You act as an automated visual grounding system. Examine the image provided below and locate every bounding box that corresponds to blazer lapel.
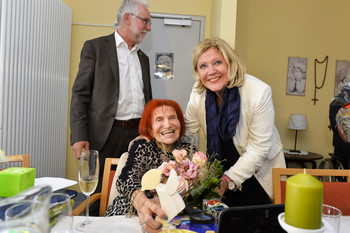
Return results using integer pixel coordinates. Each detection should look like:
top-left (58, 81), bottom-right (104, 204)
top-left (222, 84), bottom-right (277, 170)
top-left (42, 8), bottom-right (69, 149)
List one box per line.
top-left (104, 33), bottom-right (120, 83)
top-left (138, 50), bottom-right (152, 103)
top-left (138, 50), bottom-right (147, 80)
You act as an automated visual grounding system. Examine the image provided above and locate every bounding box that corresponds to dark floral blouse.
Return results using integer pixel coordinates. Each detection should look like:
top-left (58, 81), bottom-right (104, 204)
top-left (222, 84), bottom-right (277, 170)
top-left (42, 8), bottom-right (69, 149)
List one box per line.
top-left (104, 139), bottom-right (193, 216)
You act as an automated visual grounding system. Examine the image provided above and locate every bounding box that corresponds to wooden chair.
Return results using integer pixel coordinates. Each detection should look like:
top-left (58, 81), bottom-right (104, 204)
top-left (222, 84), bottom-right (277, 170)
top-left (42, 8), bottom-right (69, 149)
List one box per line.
top-left (0, 154), bottom-right (30, 168)
top-left (273, 168), bottom-right (350, 215)
top-left (73, 157), bottom-right (120, 216)
top-left (107, 152), bottom-right (129, 207)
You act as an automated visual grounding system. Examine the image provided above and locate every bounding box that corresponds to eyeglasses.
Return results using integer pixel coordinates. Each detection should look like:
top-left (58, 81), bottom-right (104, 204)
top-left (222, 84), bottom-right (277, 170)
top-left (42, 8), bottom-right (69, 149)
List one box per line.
top-left (130, 13), bottom-right (151, 26)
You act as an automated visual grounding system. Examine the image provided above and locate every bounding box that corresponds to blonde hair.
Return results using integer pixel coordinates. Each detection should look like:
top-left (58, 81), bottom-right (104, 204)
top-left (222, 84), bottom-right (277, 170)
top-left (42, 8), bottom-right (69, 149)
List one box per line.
top-left (192, 38), bottom-right (246, 92)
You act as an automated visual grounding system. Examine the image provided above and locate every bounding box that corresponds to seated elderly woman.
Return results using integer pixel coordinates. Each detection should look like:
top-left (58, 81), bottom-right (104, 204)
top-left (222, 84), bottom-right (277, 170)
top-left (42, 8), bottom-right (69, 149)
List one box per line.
top-left (105, 99), bottom-right (193, 233)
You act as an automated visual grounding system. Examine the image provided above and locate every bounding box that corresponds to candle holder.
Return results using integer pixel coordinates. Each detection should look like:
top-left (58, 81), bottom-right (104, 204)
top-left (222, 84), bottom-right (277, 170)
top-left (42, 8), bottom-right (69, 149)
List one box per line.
top-left (278, 213), bottom-right (326, 233)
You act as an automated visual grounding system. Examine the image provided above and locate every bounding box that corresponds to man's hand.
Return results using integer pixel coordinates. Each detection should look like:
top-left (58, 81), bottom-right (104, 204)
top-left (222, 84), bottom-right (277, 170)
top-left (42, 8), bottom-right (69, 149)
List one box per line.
top-left (128, 135), bottom-right (151, 150)
top-left (72, 141), bottom-right (89, 159)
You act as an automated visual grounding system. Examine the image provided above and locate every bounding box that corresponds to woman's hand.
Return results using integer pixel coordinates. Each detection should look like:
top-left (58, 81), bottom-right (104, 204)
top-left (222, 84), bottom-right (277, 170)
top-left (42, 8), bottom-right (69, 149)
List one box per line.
top-left (132, 190), bottom-right (168, 233)
top-left (216, 176), bottom-right (228, 197)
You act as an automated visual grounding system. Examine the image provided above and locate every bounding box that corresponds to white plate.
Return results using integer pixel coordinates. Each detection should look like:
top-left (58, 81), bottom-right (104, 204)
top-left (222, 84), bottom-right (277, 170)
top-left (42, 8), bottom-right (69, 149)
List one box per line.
top-left (84, 216), bottom-right (142, 233)
top-left (278, 213), bottom-right (326, 233)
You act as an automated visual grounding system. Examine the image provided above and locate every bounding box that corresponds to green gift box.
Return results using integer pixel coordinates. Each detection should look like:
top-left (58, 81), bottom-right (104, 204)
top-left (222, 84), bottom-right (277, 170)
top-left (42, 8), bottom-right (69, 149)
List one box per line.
top-left (0, 167), bottom-right (36, 197)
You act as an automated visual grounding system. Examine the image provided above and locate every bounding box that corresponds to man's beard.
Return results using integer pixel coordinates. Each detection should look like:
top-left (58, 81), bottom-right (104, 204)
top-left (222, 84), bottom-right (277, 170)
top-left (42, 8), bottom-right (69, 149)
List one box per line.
top-left (135, 30), bottom-right (147, 44)
top-left (130, 22), bottom-right (147, 44)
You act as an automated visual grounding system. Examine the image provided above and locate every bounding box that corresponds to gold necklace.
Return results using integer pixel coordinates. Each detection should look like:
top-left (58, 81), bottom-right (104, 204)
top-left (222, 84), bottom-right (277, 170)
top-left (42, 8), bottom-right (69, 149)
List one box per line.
top-left (312, 56), bottom-right (328, 105)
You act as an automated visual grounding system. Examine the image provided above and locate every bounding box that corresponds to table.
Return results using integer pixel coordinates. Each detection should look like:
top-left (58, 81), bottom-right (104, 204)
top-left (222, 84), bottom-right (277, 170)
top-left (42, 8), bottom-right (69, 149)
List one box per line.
top-left (284, 151), bottom-right (323, 169)
top-left (172, 215), bottom-right (217, 233)
top-left (72, 215), bottom-right (216, 233)
top-left (72, 216), bottom-right (141, 233)
top-left (340, 216), bottom-right (350, 233)
top-left (71, 215), bottom-right (350, 233)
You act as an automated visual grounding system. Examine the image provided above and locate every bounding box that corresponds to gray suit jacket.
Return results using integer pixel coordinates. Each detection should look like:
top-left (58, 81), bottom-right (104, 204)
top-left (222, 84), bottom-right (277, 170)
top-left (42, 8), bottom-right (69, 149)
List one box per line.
top-left (70, 33), bottom-right (152, 150)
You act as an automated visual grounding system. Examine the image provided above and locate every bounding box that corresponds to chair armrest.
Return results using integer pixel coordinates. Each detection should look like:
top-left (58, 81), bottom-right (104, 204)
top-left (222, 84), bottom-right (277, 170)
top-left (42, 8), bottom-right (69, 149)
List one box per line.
top-left (72, 193), bottom-right (102, 216)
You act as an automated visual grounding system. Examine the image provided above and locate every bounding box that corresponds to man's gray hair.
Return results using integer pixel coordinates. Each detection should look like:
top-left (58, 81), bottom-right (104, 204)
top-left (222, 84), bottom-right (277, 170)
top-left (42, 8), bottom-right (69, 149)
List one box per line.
top-left (116, 0), bottom-right (149, 27)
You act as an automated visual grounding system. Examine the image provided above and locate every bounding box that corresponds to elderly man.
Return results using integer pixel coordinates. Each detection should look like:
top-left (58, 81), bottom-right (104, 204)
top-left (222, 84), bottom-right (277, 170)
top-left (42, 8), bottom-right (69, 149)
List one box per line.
top-left (70, 0), bottom-right (152, 214)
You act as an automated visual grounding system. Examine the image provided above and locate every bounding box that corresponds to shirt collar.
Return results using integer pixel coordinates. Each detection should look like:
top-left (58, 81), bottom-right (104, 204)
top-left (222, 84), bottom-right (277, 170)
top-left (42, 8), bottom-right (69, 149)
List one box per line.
top-left (114, 31), bottom-right (141, 51)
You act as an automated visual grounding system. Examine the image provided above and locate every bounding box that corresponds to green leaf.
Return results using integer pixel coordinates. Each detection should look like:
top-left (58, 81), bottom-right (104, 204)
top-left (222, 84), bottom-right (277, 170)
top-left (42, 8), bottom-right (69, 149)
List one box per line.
top-left (184, 157), bottom-right (223, 208)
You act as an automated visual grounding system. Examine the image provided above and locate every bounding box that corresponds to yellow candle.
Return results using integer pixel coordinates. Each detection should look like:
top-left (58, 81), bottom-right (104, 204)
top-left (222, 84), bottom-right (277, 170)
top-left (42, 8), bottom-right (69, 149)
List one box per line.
top-left (285, 172), bottom-right (323, 229)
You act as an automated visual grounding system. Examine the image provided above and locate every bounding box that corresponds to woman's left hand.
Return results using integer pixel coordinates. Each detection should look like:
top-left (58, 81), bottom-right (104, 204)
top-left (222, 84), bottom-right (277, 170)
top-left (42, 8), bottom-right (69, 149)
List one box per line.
top-left (133, 191), bottom-right (168, 233)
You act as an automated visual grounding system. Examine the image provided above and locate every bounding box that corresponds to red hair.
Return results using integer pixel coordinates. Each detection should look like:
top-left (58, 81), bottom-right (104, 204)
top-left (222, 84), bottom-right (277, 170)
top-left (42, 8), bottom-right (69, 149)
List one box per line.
top-left (139, 99), bottom-right (186, 140)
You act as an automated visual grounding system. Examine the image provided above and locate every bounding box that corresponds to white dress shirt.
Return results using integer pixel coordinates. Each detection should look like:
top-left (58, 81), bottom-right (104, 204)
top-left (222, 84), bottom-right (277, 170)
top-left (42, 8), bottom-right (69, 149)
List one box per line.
top-left (114, 31), bottom-right (145, 120)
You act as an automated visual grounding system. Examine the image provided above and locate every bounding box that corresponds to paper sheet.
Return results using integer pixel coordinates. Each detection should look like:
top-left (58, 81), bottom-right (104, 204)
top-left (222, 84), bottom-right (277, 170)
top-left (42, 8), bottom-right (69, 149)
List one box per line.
top-left (34, 177), bottom-right (77, 191)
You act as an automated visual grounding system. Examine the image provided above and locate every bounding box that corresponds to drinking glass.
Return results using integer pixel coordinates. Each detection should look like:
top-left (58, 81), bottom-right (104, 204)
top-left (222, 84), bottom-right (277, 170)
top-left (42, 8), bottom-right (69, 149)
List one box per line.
top-left (0, 185), bottom-right (52, 233)
top-left (322, 204), bottom-right (342, 233)
top-left (75, 150), bottom-right (99, 231)
top-left (50, 193), bottom-right (73, 233)
top-left (1, 200), bottom-right (46, 233)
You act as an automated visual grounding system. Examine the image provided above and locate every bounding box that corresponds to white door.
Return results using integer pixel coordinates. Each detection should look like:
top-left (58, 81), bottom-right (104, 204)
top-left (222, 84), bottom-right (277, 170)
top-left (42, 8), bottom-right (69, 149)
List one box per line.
top-left (142, 13), bottom-right (205, 112)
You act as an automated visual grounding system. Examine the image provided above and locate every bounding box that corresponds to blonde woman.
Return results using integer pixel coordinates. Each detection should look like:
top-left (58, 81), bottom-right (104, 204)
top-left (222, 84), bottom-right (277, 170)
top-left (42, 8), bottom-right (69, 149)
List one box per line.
top-left (185, 38), bottom-right (286, 207)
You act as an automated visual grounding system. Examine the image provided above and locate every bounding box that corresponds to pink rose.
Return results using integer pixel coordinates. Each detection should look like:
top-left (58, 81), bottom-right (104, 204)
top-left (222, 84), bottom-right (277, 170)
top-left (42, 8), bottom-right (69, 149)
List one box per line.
top-left (172, 149), bottom-right (187, 163)
top-left (158, 161), bottom-right (176, 176)
top-left (178, 160), bottom-right (199, 180)
top-left (192, 151), bottom-right (207, 168)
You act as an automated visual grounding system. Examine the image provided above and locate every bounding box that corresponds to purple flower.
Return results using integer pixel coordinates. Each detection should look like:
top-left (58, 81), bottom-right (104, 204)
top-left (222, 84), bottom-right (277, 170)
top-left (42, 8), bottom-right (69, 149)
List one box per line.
top-left (178, 159), bottom-right (199, 180)
top-left (158, 161), bottom-right (176, 176)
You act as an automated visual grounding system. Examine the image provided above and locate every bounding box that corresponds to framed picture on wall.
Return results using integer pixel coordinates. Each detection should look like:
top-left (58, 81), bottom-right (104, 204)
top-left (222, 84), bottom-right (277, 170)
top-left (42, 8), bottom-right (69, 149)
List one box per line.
top-left (334, 60), bottom-right (350, 96)
top-left (154, 52), bottom-right (174, 80)
top-left (286, 57), bottom-right (308, 96)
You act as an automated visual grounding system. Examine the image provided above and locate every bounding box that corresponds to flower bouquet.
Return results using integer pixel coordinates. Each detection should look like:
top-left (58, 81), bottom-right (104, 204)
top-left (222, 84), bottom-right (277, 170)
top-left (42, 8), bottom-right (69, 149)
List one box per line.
top-left (158, 149), bottom-right (223, 208)
top-left (336, 103), bottom-right (350, 143)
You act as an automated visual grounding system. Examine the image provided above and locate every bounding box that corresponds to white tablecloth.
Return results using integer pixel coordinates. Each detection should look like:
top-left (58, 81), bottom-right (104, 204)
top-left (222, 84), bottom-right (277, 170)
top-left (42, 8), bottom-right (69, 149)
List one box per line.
top-left (73, 216), bottom-right (142, 233)
top-left (340, 216), bottom-right (350, 233)
top-left (72, 215), bottom-right (350, 233)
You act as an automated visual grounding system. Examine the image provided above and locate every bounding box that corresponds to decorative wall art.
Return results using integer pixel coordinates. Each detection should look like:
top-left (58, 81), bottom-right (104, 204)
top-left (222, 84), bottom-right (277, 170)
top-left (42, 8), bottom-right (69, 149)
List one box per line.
top-left (312, 56), bottom-right (328, 105)
top-left (334, 60), bottom-right (350, 96)
top-left (154, 52), bottom-right (174, 80)
top-left (286, 57), bottom-right (308, 96)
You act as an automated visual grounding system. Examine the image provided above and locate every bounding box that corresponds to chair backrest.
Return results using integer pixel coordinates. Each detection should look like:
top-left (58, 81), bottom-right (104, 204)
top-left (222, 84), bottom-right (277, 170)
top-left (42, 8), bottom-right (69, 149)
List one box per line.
top-left (273, 168), bottom-right (350, 215)
top-left (0, 154), bottom-right (30, 169)
top-left (107, 152), bottom-right (129, 207)
top-left (99, 157), bottom-right (119, 216)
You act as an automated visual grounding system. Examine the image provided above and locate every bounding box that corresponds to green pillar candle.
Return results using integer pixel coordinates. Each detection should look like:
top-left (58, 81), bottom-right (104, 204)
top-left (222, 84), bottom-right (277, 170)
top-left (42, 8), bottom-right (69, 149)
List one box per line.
top-left (285, 172), bottom-right (323, 229)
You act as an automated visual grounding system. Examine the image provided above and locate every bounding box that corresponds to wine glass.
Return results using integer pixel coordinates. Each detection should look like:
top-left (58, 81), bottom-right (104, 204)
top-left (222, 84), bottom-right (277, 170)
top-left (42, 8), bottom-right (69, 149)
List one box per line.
top-left (75, 150), bottom-right (99, 231)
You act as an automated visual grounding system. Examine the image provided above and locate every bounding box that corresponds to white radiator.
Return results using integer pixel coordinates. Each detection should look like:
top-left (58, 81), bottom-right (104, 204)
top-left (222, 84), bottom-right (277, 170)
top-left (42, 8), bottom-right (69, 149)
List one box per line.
top-left (0, 0), bottom-right (72, 177)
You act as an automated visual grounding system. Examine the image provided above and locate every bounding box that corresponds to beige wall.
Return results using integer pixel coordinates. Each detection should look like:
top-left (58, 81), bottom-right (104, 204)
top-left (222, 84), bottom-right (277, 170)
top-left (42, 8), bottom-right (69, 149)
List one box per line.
top-left (235, 0), bottom-right (350, 162)
top-left (211, 0), bottom-right (237, 48)
top-left (62, 0), bottom-right (213, 190)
